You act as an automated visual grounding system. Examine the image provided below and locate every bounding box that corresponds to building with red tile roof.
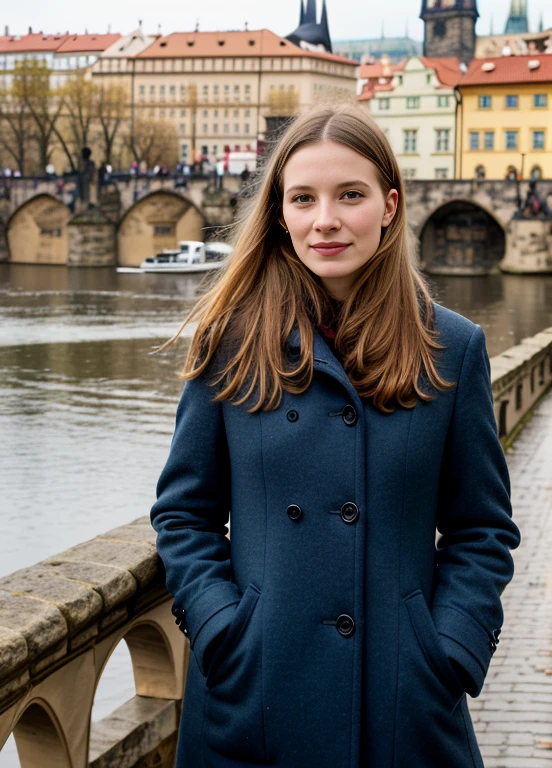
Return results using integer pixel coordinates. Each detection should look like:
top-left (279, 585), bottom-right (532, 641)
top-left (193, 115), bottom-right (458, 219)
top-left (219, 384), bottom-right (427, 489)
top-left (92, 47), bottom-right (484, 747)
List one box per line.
top-left (457, 53), bottom-right (552, 180)
top-left (358, 55), bottom-right (462, 180)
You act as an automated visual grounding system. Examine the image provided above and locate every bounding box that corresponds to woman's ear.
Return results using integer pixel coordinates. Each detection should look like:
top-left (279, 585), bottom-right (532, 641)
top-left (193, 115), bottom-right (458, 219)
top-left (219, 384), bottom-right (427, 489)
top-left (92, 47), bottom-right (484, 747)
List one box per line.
top-left (382, 189), bottom-right (399, 227)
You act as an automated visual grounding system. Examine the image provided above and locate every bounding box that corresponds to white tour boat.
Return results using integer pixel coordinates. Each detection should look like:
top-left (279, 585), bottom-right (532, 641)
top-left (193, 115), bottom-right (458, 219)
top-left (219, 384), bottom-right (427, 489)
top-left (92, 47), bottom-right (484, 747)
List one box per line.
top-left (116, 241), bottom-right (233, 274)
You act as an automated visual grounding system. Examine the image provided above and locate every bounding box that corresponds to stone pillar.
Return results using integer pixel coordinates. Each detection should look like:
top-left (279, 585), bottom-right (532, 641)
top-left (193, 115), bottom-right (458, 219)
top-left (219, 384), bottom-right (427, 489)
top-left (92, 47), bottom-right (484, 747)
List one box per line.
top-left (67, 207), bottom-right (117, 267)
top-left (501, 219), bottom-right (552, 274)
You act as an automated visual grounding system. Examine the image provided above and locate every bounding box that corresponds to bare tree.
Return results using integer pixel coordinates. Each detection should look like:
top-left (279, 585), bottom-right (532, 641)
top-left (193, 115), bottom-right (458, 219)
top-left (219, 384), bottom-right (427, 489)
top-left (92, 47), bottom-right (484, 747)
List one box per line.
top-left (13, 60), bottom-right (64, 173)
top-left (127, 118), bottom-right (179, 170)
top-left (55, 72), bottom-right (97, 172)
top-left (0, 66), bottom-right (35, 174)
top-left (96, 83), bottom-right (129, 166)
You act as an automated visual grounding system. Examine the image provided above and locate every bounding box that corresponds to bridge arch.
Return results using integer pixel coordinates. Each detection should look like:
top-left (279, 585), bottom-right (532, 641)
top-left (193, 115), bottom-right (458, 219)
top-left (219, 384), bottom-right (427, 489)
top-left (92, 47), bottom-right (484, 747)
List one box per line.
top-left (7, 195), bottom-right (71, 265)
top-left (117, 190), bottom-right (205, 267)
top-left (12, 700), bottom-right (71, 768)
top-left (419, 198), bottom-right (506, 274)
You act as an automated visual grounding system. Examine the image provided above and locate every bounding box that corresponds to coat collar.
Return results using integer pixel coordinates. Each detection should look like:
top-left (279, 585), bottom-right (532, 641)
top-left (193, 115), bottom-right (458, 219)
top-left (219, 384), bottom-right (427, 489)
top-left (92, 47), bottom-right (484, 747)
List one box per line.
top-left (286, 322), bottom-right (363, 405)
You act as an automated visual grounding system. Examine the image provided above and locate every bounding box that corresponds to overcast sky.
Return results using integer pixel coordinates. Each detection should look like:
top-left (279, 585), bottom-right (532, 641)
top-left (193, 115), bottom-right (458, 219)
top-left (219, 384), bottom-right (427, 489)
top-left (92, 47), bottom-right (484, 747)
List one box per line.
top-left (3, 0), bottom-right (550, 44)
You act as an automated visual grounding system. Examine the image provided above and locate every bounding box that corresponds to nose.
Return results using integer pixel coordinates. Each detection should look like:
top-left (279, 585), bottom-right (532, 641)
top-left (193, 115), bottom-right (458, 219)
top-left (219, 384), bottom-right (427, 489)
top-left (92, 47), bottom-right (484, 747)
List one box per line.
top-left (313, 199), bottom-right (341, 232)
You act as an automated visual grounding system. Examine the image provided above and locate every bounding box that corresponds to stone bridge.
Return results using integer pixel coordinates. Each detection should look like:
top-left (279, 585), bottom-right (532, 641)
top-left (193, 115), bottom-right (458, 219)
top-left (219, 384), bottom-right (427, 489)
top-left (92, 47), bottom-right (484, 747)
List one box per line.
top-left (0, 328), bottom-right (551, 768)
top-left (0, 176), bottom-right (551, 272)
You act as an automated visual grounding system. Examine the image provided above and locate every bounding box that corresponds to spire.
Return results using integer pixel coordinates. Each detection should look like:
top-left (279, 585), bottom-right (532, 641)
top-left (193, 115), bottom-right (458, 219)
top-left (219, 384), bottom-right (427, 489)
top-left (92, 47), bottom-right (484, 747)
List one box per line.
top-left (504, 0), bottom-right (529, 34)
top-left (305, 0), bottom-right (317, 24)
top-left (319, 0), bottom-right (332, 52)
top-left (538, 11), bottom-right (543, 32)
top-left (299, 0), bottom-right (306, 26)
top-left (490, 13), bottom-right (494, 34)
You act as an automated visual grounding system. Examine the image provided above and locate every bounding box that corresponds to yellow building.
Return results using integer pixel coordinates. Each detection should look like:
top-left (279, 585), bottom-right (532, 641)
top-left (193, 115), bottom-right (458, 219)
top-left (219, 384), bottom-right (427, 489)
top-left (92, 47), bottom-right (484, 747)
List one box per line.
top-left (457, 54), bottom-right (552, 180)
top-left (92, 28), bottom-right (358, 165)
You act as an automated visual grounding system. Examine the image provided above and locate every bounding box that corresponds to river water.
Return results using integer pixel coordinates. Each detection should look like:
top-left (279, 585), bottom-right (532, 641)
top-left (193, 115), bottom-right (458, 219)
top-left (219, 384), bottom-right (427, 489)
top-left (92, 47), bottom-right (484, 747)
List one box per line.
top-left (0, 263), bottom-right (551, 764)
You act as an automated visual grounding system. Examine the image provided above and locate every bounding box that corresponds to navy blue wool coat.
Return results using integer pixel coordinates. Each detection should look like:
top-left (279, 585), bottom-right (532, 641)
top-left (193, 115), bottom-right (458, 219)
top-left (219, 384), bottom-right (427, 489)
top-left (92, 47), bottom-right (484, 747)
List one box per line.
top-left (151, 303), bottom-right (521, 768)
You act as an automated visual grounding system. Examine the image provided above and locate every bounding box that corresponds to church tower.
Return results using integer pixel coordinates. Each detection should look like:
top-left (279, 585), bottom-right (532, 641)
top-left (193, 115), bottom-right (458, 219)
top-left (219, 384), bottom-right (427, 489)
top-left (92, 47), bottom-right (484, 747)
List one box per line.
top-left (420, 0), bottom-right (479, 65)
top-left (504, 0), bottom-right (529, 34)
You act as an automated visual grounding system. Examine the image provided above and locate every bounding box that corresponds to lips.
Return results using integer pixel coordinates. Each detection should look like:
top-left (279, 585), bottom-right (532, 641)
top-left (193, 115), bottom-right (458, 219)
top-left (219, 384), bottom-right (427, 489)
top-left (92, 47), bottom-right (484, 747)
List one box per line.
top-left (311, 243), bottom-right (351, 256)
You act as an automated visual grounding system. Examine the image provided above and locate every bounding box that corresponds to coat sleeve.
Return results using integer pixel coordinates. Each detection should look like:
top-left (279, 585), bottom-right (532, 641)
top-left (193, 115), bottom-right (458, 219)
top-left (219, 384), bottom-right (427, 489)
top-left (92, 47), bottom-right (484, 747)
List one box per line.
top-left (150, 373), bottom-right (241, 676)
top-left (432, 324), bottom-right (521, 698)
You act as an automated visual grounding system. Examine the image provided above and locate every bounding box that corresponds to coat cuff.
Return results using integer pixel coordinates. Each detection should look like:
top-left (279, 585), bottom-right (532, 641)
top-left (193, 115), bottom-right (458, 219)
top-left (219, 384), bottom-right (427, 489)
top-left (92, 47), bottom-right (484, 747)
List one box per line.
top-left (184, 581), bottom-right (242, 675)
top-left (432, 604), bottom-right (493, 697)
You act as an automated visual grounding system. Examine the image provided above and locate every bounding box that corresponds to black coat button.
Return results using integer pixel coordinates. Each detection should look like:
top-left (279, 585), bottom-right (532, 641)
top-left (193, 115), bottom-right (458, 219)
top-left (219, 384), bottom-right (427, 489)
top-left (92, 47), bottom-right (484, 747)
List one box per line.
top-left (340, 502), bottom-right (359, 524)
top-left (287, 504), bottom-right (303, 521)
top-left (336, 614), bottom-right (355, 637)
top-left (342, 405), bottom-right (357, 426)
top-left (286, 409), bottom-right (299, 422)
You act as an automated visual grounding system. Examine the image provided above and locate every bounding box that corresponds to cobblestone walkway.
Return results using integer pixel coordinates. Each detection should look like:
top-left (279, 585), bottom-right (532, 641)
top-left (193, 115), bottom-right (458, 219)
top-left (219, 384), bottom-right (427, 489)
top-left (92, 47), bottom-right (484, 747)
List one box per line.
top-left (468, 391), bottom-right (552, 767)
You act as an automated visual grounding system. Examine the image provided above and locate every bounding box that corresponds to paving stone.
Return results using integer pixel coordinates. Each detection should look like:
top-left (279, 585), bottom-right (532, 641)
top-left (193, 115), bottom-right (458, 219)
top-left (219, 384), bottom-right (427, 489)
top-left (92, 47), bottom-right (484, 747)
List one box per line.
top-left (469, 393), bottom-right (552, 765)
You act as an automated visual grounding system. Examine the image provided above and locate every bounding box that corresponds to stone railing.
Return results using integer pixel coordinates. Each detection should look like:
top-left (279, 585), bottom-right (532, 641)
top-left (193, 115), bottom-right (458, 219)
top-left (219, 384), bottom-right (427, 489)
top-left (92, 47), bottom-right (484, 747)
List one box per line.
top-left (490, 327), bottom-right (552, 447)
top-left (0, 517), bottom-right (188, 768)
top-left (0, 328), bottom-right (551, 767)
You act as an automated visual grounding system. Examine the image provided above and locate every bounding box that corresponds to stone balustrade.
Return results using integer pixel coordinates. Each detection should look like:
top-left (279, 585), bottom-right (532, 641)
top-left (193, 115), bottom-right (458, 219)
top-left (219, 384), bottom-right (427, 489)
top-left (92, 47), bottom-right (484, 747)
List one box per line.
top-left (0, 518), bottom-right (188, 767)
top-left (490, 326), bottom-right (552, 447)
top-left (0, 327), bottom-right (551, 767)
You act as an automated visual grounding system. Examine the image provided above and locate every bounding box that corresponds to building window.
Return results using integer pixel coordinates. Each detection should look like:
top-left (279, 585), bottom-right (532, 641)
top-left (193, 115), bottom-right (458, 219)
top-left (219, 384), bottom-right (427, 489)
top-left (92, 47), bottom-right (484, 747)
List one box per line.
top-left (403, 130), bottom-right (417, 153)
top-left (469, 131), bottom-right (479, 150)
top-left (532, 130), bottom-right (545, 150)
top-left (478, 95), bottom-right (491, 109)
top-left (401, 168), bottom-right (416, 179)
top-left (244, 124), bottom-right (250, 134)
top-left (484, 131), bottom-right (495, 150)
top-left (180, 85), bottom-right (187, 98)
top-left (234, 84), bottom-right (240, 96)
top-left (435, 129), bottom-right (450, 152)
top-left (437, 95), bottom-right (450, 107)
top-left (139, 85), bottom-right (145, 97)
top-left (245, 84), bottom-right (251, 102)
top-left (406, 96), bottom-right (420, 109)
top-left (245, 109), bottom-right (250, 117)
top-left (224, 84), bottom-right (230, 101)
top-left (180, 109), bottom-right (186, 116)
top-left (224, 123), bottom-right (229, 133)
top-left (435, 168), bottom-right (448, 179)
top-left (530, 165), bottom-right (542, 179)
top-left (426, 73), bottom-right (432, 85)
top-left (149, 85), bottom-right (155, 98)
top-left (213, 124), bottom-right (219, 134)
top-left (505, 131), bottom-right (518, 150)
top-left (202, 109), bottom-right (208, 117)
top-left (159, 85), bottom-right (166, 100)
top-left (169, 85), bottom-right (176, 98)
top-left (203, 84), bottom-right (209, 98)
top-left (154, 224), bottom-right (175, 237)
top-left (378, 98), bottom-right (390, 110)
top-left (203, 123), bottom-right (208, 132)
top-left (214, 109), bottom-right (219, 118)
top-left (233, 109), bottom-right (239, 118)
top-left (179, 123), bottom-right (185, 134)
top-left (534, 94), bottom-right (547, 108)
top-left (505, 94), bottom-right (518, 108)
top-left (234, 123), bottom-right (239, 133)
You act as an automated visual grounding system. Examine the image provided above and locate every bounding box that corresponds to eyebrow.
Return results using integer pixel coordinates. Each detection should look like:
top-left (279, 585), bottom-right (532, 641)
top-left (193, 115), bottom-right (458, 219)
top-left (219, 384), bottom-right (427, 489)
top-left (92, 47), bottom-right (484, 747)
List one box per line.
top-left (285, 180), bottom-right (371, 194)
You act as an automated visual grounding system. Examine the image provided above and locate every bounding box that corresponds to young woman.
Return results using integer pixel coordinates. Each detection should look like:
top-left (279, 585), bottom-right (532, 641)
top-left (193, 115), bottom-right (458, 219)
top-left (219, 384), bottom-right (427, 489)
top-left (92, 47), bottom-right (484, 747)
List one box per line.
top-left (150, 103), bottom-right (521, 768)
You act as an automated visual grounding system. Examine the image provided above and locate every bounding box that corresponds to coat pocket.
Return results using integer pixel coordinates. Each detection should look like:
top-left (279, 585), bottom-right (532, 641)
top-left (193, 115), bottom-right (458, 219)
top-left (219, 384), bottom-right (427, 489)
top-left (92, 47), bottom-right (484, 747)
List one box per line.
top-left (201, 583), bottom-right (267, 763)
top-left (404, 590), bottom-right (465, 709)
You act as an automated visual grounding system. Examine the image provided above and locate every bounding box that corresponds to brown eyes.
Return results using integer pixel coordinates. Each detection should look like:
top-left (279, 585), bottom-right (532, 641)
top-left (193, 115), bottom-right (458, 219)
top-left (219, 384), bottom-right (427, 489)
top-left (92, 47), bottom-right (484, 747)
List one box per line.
top-left (291, 191), bottom-right (364, 204)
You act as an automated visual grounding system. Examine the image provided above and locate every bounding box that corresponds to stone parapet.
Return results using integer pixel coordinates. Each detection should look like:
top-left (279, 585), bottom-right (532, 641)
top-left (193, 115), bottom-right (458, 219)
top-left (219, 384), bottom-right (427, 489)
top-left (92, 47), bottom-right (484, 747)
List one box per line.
top-left (490, 327), bottom-right (552, 445)
top-left (0, 517), bottom-right (187, 768)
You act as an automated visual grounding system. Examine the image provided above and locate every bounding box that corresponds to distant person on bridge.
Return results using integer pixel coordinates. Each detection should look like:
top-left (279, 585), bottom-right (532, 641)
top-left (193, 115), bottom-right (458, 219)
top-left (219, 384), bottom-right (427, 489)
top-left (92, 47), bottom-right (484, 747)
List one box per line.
top-left (151, 103), bottom-right (521, 768)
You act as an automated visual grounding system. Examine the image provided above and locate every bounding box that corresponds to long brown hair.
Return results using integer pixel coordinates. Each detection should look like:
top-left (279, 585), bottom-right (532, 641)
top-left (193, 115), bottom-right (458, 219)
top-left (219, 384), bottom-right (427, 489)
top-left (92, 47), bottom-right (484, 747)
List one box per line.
top-left (158, 103), bottom-right (452, 413)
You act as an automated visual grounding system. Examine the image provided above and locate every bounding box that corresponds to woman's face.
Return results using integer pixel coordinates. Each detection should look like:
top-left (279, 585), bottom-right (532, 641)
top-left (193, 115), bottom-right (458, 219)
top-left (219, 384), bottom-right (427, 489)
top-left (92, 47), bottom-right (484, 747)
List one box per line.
top-left (281, 140), bottom-right (398, 301)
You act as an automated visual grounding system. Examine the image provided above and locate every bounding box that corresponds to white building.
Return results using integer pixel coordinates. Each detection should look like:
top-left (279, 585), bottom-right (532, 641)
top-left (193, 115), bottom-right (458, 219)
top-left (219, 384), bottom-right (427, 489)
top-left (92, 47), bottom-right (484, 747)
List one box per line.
top-left (360, 56), bottom-right (462, 180)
